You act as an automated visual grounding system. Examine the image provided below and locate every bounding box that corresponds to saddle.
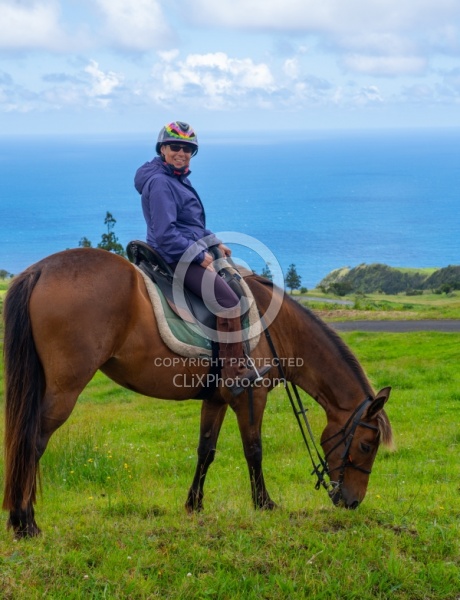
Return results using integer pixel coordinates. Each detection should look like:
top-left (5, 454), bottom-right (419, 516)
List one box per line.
top-left (126, 240), bottom-right (247, 332)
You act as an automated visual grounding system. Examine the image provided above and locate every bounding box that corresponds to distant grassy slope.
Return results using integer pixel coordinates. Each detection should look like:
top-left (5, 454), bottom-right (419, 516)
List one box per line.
top-left (318, 263), bottom-right (460, 295)
top-left (395, 267), bottom-right (438, 275)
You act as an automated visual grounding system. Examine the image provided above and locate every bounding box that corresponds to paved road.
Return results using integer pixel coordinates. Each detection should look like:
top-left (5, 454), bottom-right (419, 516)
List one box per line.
top-left (331, 320), bottom-right (460, 332)
top-left (304, 296), bottom-right (353, 306)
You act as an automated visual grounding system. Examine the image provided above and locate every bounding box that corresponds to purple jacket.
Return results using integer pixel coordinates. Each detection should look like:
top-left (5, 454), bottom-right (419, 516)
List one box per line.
top-left (134, 157), bottom-right (221, 264)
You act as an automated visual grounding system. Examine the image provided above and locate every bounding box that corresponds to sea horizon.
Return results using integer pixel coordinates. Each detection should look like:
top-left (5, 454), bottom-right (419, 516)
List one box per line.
top-left (1, 127), bottom-right (459, 288)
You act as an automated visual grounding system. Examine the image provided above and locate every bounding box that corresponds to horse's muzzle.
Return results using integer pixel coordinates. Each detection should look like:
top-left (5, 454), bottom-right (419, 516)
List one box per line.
top-left (329, 489), bottom-right (360, 510)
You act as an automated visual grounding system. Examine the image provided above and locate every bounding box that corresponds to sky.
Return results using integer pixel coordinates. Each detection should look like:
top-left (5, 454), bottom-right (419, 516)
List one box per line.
top-left (1, 0), bottom-right (460, 135)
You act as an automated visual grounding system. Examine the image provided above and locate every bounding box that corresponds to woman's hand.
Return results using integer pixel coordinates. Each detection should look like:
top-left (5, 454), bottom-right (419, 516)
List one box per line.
top-left (218, 244), bottom-right (232, 257)
top-left (200, 252), bottom-right (215, 271)
top-left (200, 244), bottom-right (231, 270)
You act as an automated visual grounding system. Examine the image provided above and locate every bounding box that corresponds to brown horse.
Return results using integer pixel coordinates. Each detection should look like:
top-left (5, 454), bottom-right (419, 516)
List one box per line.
top-left (2, 248), bottom-right (392, 539)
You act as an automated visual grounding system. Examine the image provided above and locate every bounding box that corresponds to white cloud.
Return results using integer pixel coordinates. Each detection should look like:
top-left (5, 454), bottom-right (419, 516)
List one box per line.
top-left (84, 60), bottom-right (123, 102)
top-left (428, 25), bottom-right (460, 54)
top-left (182, 0), bottom-right (460, 36)
top-left (151, 51), bottom-right (275, 109)
top-left (1, 43), bottom-right (459, 122)
top-left (335, 33), bottom-right (420, 57)
top-left (352, 85), bottom-right (384, 106)
top-left (0, 59), bottom-right (125, 112)
top-left (94, 0), bottom-right (174, 51)
top-left (0, 71), bottom-right (37, 112)
top-left (41, 85), bottom-right (82, 110)
top-left (0, 0), bottom-right (67, 51)
top-left (1, 0), bottom-right (458, 86)
top-left (147, 50), bottom-right (390, 112)
top-left (401, 84), bottom-right (435, 102)
top-left (341, 55), bottom-right (428, 77)
top-left (283, 58), bottom-right (300, 80)
top-left (181, 0), bottom-right (460, 78)
top-left (0, 0), bottom-right (174, 53)
top-left (158, 49), bottom-right (180, 63)
top-left (180, 0), bottom-right (358, 31)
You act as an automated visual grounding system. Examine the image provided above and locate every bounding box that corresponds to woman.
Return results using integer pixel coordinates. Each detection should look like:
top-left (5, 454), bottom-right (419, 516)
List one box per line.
top-left (134, 121), bottom-right (269, 396)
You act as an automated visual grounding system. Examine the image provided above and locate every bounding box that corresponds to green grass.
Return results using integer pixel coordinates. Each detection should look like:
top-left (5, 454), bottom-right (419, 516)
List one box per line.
top-left (1, 332), bottom-right (459, 599)
top-left (299, 289), bottom-right (460, 321)
top-left (0, 280), bottom-right (9, 341)
top-left (0, 280), bottom-right (7, 306)
top-left (394, 267), bottom-right (438, 276)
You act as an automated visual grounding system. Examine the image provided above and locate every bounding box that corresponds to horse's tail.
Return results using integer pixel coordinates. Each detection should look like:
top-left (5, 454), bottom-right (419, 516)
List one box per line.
top-left (2, 266), bottom-right (44, 512)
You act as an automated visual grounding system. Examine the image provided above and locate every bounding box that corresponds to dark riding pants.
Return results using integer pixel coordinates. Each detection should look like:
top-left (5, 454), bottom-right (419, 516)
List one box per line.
top-left (170, 261), bottom-right (240, 315)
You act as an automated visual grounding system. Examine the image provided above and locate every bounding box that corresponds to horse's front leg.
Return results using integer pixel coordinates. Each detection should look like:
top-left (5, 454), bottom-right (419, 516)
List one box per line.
top-left (185, 399), bottom-right (228, 513)
top-left (232, 389), bottom-right (277, 510)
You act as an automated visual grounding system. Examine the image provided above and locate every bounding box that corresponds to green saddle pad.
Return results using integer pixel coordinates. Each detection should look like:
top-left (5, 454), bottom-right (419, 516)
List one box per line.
top-left (156, 284), bottom-right (213, 353)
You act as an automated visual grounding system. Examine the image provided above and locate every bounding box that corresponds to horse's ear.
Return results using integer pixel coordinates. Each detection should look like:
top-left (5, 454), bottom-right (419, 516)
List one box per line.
top-left (367, 387), bottom-right (391, 419)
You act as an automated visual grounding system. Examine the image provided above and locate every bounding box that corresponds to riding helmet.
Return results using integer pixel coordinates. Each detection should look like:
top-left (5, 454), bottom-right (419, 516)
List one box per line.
top-left (156, 121), bottom-right (199, 156)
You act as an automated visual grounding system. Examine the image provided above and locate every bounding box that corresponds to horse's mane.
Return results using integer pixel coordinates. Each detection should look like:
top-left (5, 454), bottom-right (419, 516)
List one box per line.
top-left (377, 412), bottom-right (394, 448)
top-left (245, 274), bottom-right (393, 447)
top-left (246, 274), bottom-right (371, 391)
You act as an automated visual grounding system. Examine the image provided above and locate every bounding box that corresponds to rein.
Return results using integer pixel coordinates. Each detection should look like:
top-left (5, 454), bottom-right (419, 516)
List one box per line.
top-left (320, 398), bottom-right (378, 498)
top-left (260, 318), bottom-right (377, 498)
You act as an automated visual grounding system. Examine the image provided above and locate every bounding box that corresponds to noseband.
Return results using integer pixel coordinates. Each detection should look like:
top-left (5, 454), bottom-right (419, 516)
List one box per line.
top-left (262, 322), bottom-right (379, 499)
top-left (320, 398), bottom-right (379, 498)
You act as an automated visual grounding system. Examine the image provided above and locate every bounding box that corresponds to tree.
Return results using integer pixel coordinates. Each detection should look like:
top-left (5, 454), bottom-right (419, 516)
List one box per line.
top-left (78, 237), bottom-right (92, 248)
top-left (439, 283), bottom-right (454, 295)
top-left (285, 263), bottom-right (301, 294)
top-left (97, 212), bottom-right (126, 256)
top-left (329, 281), bottom-right (353, 297)
top-left (260, 263), bottom-right (273, 281)
top-left (0, 269), bottom-right (11, 279)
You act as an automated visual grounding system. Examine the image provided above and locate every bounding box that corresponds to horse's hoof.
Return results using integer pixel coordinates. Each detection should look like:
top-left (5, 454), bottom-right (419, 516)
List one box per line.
top-left (257, 499), bottom-right (278, 511)
top-left (185, 504), bottom-right (203, 514)
top-left (185, 496), bottom-right (204, 514)
top-left (13, 525), bottom-right (41, 540)
top-left (9, 520), bottom-right (41, 540)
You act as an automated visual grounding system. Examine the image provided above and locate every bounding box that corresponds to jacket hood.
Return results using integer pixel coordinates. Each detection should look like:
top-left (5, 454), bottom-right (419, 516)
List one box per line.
top-left (134, 157), bottom-right (191, 194)
top-left (134, 157), bottom-right (166, 194)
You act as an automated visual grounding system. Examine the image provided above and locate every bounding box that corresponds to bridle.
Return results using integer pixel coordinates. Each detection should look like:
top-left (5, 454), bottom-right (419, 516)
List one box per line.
top-left (320, 397), bottom-right (379, 500)
top-left (261, 321), bottom-right (379, 500)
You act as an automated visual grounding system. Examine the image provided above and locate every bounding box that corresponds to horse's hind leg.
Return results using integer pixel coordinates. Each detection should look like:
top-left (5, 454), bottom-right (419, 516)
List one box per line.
top-left (8, 384), bottom-right (88, 539)
top-left (232, 389), bottom-right (277, 510)
top-left (185, 400), bottom-right (228, 513)
top-left (7, 506), bottom-right (40, 539)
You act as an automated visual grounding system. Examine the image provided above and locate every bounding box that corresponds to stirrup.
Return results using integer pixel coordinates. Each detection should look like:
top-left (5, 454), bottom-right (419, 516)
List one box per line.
top-left (244, 354), bottom-right (270, 384)
top-left (229, 359), bottom-right (271, 397)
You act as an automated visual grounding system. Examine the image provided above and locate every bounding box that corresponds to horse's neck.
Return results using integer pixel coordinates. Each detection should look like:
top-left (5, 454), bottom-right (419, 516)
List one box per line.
top-left (275, 296), bottom-right (372, 414)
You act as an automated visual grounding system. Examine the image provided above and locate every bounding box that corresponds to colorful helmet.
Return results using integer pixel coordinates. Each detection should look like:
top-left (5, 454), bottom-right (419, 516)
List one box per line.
top-left (156, 121), bottom-right (198, 156)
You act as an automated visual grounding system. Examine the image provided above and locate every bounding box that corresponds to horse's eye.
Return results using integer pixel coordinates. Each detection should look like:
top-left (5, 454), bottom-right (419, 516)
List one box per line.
top-left (360, 443), bottom-right (371, 454)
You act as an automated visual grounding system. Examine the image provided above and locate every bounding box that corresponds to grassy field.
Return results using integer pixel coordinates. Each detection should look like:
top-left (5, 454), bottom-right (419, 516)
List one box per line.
top-left (299, 290), bottom-right (460, 321)
top-left (1, 278), bottom-right (459, 598)
top-left (1, 328), bottom-right (459, 599)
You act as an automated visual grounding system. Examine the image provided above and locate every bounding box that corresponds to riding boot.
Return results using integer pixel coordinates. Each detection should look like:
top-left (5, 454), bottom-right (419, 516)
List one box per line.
top-left (216, 316), bottom-right (271, 397)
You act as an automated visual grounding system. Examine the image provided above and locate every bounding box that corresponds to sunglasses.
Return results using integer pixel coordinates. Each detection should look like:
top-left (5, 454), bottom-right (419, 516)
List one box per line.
top-left (168, 144), bottom-right (194, 153)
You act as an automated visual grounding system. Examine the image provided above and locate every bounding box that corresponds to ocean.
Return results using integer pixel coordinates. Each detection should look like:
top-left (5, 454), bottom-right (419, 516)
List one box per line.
top-left (1, 128), bottom-right (459, 288)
